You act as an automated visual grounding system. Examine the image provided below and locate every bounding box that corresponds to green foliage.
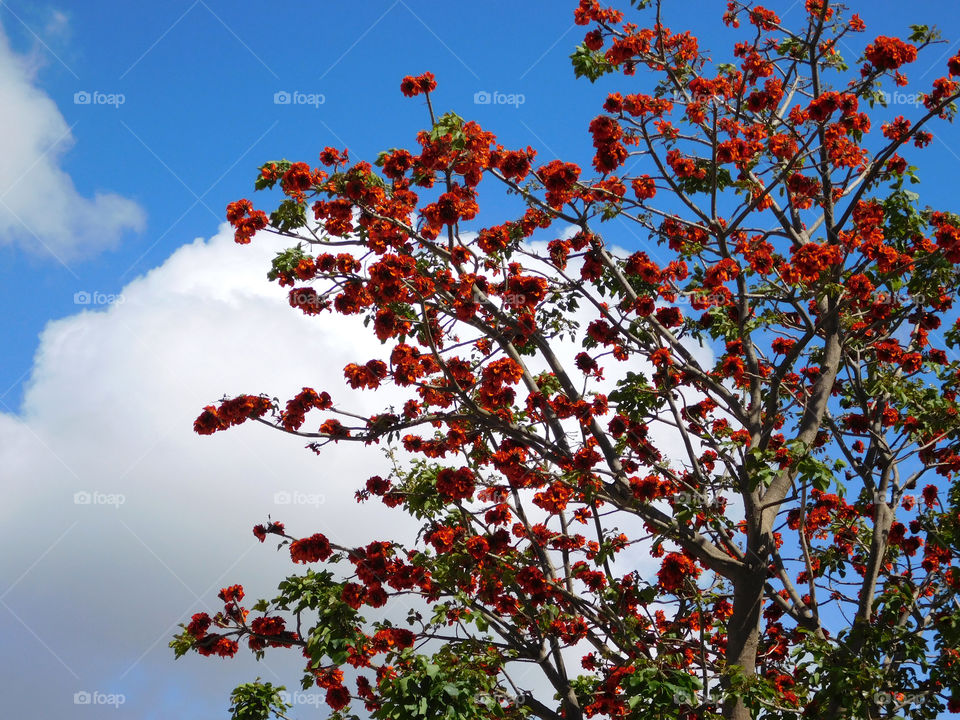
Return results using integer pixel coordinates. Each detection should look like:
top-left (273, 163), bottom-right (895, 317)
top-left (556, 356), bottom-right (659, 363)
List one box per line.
top-left (608, 370), bottom-right (663, 419)
top-left (376, 647), bottom-right (519, 720)
top-left (270, 199), bottom-right (307, 233)
top-left (272, 570), bottom-right (367, 680)
top-left (570, 44), bottom-right (614, 82)
top-left (169, 626), bottom-right (194, 659)
top-left (228, 681), bottom-right (291, 720)
top-left (267, 245), bottom-right (308, 282)
top-left (255, 161), bottom-right (292, 191)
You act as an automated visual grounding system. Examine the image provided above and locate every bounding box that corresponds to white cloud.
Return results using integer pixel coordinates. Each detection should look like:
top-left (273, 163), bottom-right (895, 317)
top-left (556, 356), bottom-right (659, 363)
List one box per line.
top-left (1, 225), bottom-right (418, 716)
top-left (0, 221), bottom-right (718, 716)
top-left (0, 22), bottom-right (144, 260)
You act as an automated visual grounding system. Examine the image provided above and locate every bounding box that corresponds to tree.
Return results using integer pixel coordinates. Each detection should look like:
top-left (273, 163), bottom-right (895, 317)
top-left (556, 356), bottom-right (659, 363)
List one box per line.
top-left (171, 2), bottom-right (960, 718)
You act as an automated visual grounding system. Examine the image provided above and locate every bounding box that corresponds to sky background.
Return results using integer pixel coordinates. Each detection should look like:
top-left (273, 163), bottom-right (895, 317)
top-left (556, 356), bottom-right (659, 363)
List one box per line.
top-left (3, 1), bottom-right (960, 718)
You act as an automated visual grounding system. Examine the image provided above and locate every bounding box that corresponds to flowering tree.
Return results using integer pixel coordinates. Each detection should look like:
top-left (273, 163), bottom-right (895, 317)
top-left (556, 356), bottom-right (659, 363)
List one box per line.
top-left (171, 2), bottom-right (960, 718)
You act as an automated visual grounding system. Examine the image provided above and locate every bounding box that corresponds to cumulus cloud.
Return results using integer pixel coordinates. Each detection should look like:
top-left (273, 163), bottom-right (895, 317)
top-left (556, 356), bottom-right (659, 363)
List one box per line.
top-left (1, 225), bottom-right (419, 717)
top-left (1, 220), bottom-right (717, 717)
top-left (0, 21), bottom-right (144, 260)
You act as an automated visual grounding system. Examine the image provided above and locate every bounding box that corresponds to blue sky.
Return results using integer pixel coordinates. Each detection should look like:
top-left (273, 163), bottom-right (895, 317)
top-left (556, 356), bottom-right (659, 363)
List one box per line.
top-left (4, 1), bottom-right (960, 718)
top-left (4, 0), bottom-right (960, 409)
top-left (0, 0), bottom-right (611, 411)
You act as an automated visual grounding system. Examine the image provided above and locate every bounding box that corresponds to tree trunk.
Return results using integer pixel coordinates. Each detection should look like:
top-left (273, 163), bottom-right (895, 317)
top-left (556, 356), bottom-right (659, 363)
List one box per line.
top-left (722, 537), bottom-right (767, 720)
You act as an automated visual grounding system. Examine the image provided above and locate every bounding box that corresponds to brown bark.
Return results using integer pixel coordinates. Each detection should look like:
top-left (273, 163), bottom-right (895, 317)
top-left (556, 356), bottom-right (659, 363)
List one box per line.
top-left (722, 525), bottom-right (768, 720)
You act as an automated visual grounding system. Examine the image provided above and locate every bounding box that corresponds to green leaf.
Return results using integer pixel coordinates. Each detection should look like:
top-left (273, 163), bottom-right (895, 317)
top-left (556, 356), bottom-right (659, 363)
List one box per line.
top-left (570, 43), bottom-right (614, 82)
top-left (227, 680), bottom-right (290, 720)
top-left (269, 199), bottom-right (307, 233)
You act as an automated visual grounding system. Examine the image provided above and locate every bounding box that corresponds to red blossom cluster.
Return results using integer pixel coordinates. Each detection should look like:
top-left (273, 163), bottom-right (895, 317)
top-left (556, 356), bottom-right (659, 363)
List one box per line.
top-left (194, 395), bottom-right (271, 435)
top-left (399, 72), bottom-right (437, 97)
top-left (864, 36), bottom-right (918, 72)
top-left (289, 533), bottom-right (333, 563)
top-left (280, 387), bottom-right (332, 431)
top-left (226, 199), bottom-right (268, 244)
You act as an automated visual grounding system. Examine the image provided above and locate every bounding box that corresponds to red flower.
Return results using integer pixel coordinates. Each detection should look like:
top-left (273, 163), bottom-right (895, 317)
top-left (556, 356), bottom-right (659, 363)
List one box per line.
top-left (319, 418), bottom-right (350, 438)
top-left (187, 612), bottom-right (212, 639)
top-left (217, 585), bottom-right (244, 603)
top-left (280, 162), bottom-right (319, 200)
top-left (325, 685), bottom-right (351, 710)
top-left (427, 525), bottom-right (458, 553)
top-left (655, 306), bottom-right (683, 328)
top-left (250, 615), bottom-right (286, 636)
top-left (341, 583), bottom-right (367, 609)
top-left (344, 360), bottom-right (389, 390)
top-left (435, 467), bottom-right (476, 502)
top-left (584, 28), bottom-right (603, 50)
top-left (631, 175), bottom-right (656, 200)
top-left (194, 395), bottom-right (272, 435)
top-left (533, 482), bottom-right (574, 513)
top-left (805, 0), bottom-right (832, 19)
top-left (289, 533), bottom-right (333, 563)
top-left (372, 627), bottom-right (415, 650)
top-left (226, 198), bottom-right (253, 224)
top-left (537, 160), bottom-right (581, 208)
top-left (704, 258), bottom-right (739, 287)
top-left (319, 146), bottom-right (348, 167)
top-left (195, 634), bottom-right (239, 658)
top-left (465, 535), bottom-right (489, 561)
top-left (400, 72), bottom-right (437, 97)
top-left (366, 475), bottom-right (391, 495)
top-left (482, 358), bottom-right (524, 388)
top-left (366, 584), bottom-right (388, 607)
top-left (252, 521), bottom-right (284, 542)
top-left (657, 552), bottom-right (701, 592)
top-left (771, 337), bottom-right (796, 355)
top-left (864, 36), bottom-right (917, 72)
